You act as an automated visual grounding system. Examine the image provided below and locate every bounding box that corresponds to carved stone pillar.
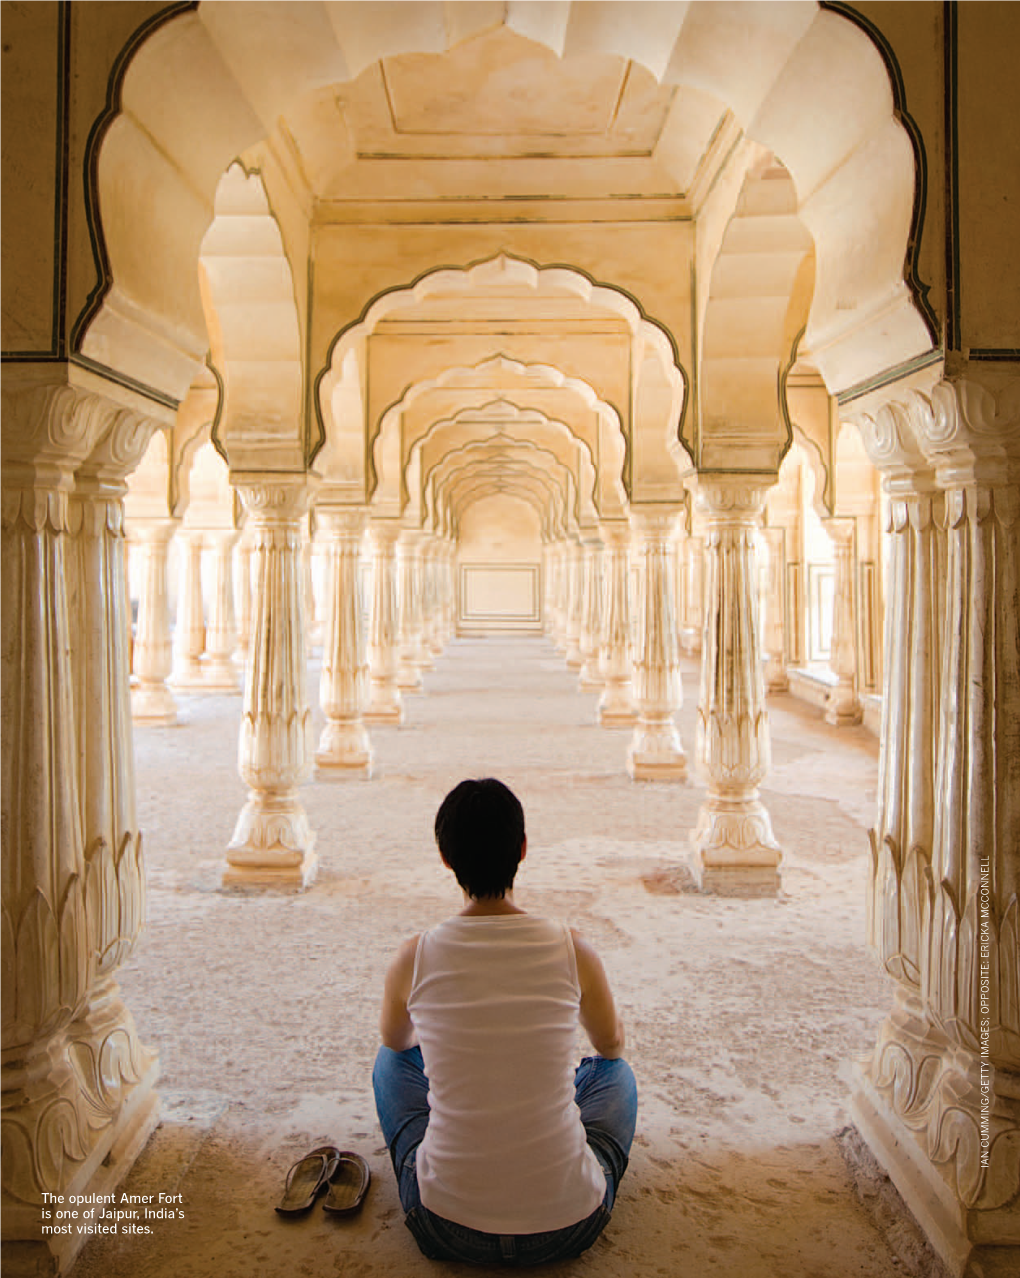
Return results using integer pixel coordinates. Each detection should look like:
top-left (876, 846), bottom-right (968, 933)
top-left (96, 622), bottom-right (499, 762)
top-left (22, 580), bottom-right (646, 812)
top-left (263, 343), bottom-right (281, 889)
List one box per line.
top-left (315, 508), bottom-right (372, 776)
top-left (690, 479), bottom-right (781, 896)
top-left (171, 529), bottom-right (206, 690)
top-left (422, 538), bottom-right (443, 658)
top-left (548, 541), bottom-right (566, 648)
top-left (680, 534), bottom-right (704, 655)
top-left (130, 518), bottom-right (179, 725)
top-left (302, 521), bottom-right (320, 653)
top-left (824, 517), bottom-right (863, 725)
top-left (233, 532), bottom-right (253, 667)
top-left (627, 509), bottom-right (686, 780)
top-left (203, 529), bottom-right (241, 693)
top-left (564, 538), bottom-right (584, 669)
top-left (365, 521), bottom-right (404, 724)
top-left (1, 381), bottom-right (159, 1273)
top-left (761, 526), bottom-right (789, 694)
top-left (397, 530), bottom-right (425, 691)
top-left (578, 534), bottom-right (605, 689)
top-left (851, 379), bottom-right (1020, 1278)
top-left (597, 522), bottom-right (637, 726)
top-left (225, 475), bottom-right (317, 890)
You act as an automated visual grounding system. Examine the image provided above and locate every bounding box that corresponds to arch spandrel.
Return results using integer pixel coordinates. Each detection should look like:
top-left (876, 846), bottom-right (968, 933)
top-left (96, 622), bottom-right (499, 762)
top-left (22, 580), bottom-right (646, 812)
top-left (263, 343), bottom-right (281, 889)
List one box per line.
top-left (84, 2), bottom-right (932, 426)
top-left (198, 165), bottom-right (305, 472)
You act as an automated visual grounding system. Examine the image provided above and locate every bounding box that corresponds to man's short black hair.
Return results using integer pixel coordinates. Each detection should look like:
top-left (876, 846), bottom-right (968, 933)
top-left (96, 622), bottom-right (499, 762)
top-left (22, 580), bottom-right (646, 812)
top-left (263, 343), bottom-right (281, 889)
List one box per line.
top-left (434, 778), bottom-right (526, 899)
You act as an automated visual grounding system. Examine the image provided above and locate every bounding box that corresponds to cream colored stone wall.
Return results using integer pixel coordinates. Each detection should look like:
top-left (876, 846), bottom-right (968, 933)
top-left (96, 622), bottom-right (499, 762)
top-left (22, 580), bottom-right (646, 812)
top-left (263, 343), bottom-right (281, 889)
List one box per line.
top-left (455, 494), bottom-right (543, 633)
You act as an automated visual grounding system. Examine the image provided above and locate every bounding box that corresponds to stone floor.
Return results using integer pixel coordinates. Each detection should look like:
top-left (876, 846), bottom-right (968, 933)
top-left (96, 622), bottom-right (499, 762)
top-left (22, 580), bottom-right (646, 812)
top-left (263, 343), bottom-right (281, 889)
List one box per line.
top-left (71, 635), bottom-right (905, 1278)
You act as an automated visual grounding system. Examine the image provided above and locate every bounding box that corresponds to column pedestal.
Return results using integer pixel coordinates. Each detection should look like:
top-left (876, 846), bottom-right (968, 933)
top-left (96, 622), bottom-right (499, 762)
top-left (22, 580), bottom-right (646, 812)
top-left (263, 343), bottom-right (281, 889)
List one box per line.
top-left (225, 475), bottom-right (317, 890)
top-left (691, 479), bottom-right (781, 896)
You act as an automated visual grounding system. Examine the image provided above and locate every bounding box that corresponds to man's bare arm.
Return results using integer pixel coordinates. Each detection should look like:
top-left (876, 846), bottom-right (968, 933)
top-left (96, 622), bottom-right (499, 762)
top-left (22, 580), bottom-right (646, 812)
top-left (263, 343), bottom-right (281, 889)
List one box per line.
top-left (379, 934), bottom-right (420, 1052)
top-left (571, 929), bottom-right (626, 1059)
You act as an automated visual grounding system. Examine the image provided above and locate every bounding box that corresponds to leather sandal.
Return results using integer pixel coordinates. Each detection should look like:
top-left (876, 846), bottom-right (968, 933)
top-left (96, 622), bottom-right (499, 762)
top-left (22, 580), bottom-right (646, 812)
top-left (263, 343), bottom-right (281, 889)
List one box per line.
top-left (275, 1144), bottom-right (341, 1214)
top-left (322, 1152), bottom-right (371, 1215)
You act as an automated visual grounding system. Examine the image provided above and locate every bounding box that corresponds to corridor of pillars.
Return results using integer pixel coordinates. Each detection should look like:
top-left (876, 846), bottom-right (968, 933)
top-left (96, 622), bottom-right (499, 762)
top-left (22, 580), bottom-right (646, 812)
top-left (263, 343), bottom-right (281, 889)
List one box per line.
top-left (122, 482), bottom-right (803, 899)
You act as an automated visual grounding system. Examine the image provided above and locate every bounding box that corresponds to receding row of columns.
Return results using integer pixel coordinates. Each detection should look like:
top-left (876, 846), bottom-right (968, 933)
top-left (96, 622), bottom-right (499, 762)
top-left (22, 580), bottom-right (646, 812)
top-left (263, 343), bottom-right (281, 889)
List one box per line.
top-left (125, 481), bottom-right (870, 899)
top-left (545, 487), bottom-right (781, 895)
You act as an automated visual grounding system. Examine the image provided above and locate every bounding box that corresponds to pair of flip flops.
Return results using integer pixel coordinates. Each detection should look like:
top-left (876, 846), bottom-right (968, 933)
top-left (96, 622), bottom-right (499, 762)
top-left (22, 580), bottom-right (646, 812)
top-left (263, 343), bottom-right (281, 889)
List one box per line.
top-left (275, 1144), bottom-right (371, 1216)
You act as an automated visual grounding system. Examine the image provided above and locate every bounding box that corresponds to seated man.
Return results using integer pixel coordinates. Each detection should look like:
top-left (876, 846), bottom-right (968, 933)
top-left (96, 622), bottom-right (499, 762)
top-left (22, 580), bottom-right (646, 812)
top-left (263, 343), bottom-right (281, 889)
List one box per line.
top-left (373, 777), bottom-right (637, 1266)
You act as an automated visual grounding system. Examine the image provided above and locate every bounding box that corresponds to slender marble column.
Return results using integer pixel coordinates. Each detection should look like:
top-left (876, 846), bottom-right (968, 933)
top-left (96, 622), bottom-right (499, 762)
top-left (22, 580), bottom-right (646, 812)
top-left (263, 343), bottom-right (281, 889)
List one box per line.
top-left (850, 380), bottom-right (1020, 1278)
top-left (564, 539), bottom-right (584, 669)
top-left (397, 530), bottom-right (425, 691)
top-left (627, 509), bottom-right (686, 780)
top-left (547, 541), bottom-right (565, 648)
top-left (130, 518), bottom-right (179, 724)
top-left (365, 521), bottom-right (404, 723)
top-left (690, 479), bottom-right (781, 895)
top-left (761, 526), bottom-right (790, 693)
top-left (597, 521), bottom-right (637, 726)
top-left (824, 517), bottom-right (863, 725)
top-left (1, 382), bottom-right (159, 1272)
top-left (171, 529), bottom-right (206, 690)
top-left (422, 539), bottom-right (443, 658)
top-left (225, 475), bottom-right (317, 889)
top-left (315, 508), bottom-right (372, 776)
top-left (203, 529), bottom-right (241, 693)
top-left (233, 532), bottom-right (253, 667)
top-left (680, 534), bottom-right (704, 654)
top-left (578, 535), bottom-right (605, 689)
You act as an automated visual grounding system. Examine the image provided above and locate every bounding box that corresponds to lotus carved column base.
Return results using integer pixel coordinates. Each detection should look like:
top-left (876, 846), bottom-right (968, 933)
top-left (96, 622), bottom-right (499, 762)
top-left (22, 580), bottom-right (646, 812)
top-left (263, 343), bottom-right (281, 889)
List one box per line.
top-left (598, 681), bottom-right (638, 727)
top-left (627, 715), bottom-right (687, 781)
top-left (691, 792), bottom-right (782, 897)
top-left (224, 793), bottom-right (318, 890)
top-left (130, 680), bottom-right (178, 726)
top-left (396, 661), bottom-right (424, 693)
top-left (364, 684), bottom-right (403, 725)
top-left (579, 651), bottom-right (604, 690)
top-left (169, 661), bottom-right (207, 694)
top-left (850, 996), bottom-right (1020, 1278)
top-left (764, 657), bottom-right (789, 695)
top-left (825, 685), bottom-right (864, 727)
top-left (201, 657), bottom-right (241, 695)
top-left (1, 999), bottom-right (160, 1275)
top-left (315, 720), bottom-right (373, 778)
top-left (565, 643), bottom-right (584, 671)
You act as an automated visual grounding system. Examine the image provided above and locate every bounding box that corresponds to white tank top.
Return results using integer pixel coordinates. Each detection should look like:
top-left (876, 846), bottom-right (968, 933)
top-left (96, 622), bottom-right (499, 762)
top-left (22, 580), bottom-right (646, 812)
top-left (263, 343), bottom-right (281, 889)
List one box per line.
top-left (407, 913), bottom-right (607, 1234)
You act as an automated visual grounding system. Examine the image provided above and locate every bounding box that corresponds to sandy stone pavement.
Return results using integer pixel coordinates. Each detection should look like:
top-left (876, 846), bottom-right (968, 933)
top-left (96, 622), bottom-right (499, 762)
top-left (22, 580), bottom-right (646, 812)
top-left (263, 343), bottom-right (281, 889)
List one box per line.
top-left (70, 636), bottom-right (901, 1278)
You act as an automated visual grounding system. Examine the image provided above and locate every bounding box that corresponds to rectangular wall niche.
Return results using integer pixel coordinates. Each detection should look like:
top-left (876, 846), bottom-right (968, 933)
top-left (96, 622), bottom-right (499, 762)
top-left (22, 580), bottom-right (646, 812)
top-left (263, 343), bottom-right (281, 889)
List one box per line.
top-left (459, 563), bottom-right (541, 633)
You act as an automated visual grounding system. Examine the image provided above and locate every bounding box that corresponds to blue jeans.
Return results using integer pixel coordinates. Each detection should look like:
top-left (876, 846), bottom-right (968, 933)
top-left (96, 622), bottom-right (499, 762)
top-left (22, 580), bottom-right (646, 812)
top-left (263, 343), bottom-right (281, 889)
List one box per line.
top-left (372, 1045), bottom-right (637, 1266)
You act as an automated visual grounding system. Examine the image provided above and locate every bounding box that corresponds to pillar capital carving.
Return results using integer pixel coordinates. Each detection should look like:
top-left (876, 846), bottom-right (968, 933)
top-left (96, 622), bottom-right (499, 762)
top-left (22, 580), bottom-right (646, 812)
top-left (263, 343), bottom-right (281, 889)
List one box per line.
top-left (693, 476), bottom-right (769, 522)
top-left (370, 518), bottom-right (404, 548)
top-left (922, 376), bottom-right (1020, 485)
top-left (598, 519), bottom-right (631, 549)
top-left (629, 505), bottom-right (680, 538)
top-left (316, 505), bottom-right (368, 539)
top-left (232, 472), bottom-right (318, 526)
